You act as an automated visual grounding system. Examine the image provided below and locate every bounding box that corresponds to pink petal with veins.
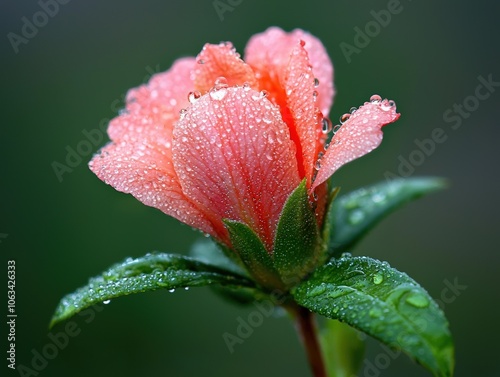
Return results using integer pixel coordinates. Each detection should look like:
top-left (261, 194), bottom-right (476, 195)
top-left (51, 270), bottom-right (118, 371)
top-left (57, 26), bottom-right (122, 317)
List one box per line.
top-left (89, 140), bottom-right (213, 235)
top-left (245, 26), bottom-right (334, 116)
top-left (108, 57), bottom-right (195, 145)
top-left (311, 98), bottom-right (400, 191)
top-left (172, 86), bottom-right (300, 250)
top-left (193, 43), bottom-right (257, 94)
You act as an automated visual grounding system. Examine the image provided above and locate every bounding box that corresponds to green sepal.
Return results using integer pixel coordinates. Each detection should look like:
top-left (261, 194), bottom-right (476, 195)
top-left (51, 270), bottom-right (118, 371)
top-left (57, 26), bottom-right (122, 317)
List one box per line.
top-left (319, 319), bottom-right (365, 377)
top-left (273, 179), bottom-right (323, 286)
top-left (224, 220), bottom-right (284, 291)
top-left (325, 177), bottom-right (447, 257)
top-left (51, 253), bottom-right (255, 328)
top-left (292, 255), bottom-right (454, 377)
top-left (190, 238), bottom-right (263, 305)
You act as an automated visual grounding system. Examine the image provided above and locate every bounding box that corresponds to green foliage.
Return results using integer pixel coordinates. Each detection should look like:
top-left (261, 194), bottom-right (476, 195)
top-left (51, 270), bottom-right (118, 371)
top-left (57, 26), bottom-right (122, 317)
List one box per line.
top-left (51, 253), bottom-right (255, 327)
top-left (292, 255), bottom-right (454, 377)
top-left (224, 220), bottom-right (284, 290)
top-left (274, 179), bottom-right (323, 286)
top-left (325, 178), bottom-right (447, 256)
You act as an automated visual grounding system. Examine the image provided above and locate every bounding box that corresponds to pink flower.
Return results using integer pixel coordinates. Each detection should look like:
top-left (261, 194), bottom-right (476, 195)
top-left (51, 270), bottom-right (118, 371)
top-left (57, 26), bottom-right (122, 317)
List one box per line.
top-left (89, 27), bottom-right (399, 253)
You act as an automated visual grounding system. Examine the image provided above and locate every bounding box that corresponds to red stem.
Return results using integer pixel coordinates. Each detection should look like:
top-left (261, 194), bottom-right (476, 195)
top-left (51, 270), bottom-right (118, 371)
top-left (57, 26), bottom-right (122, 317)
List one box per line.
top-left (294, 305), bottom-right (327, 377)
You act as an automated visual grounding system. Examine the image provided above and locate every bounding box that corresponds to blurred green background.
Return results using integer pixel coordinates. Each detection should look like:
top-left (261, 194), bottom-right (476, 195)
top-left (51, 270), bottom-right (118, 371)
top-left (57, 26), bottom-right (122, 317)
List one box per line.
top-left (1, 0), bottom-right (499, 376)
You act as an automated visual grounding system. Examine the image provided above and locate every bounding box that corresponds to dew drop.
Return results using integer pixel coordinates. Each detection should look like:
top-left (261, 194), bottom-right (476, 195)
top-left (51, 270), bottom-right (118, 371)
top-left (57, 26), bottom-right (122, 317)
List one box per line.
top-left (332, 124), bottom-right (341, 133)
top-left (209, 87), bottom-right (227, 101)
top-left (168, 288), bottom-right (175, 293)
top-left (179, 108), bottom-right (188, 120)
top-left (314, 78), bottom-right (320, 87)
top-left (312, 90), bottom-right (318, 100)
top-left (184, 287), bottom-right (190, 291)
top-left (370, 94), bottom-right (382, 103)
top-left (314, 160), bottom-right (321, 171)
top-left (103, 300), bottom-right (111, 305)
top-left (381, 101), bottom-right (392, 111)
top-left (369, 307), bottom-right (382, 318)
top-left (373, 273), bottom-right (384, 285)
top-left (349, 209), bottom-right (365, 225)
top-left (197, 59), bottom-right (205, 65)
top-left (308, 284), bottom-right (326, 297)
top-left (252, 90), bottom-right (268, 101)
top-left (350, 106), bottom-right (357, 114)
top-left (214, 76), bottom-right (229, 89)
top-left (340, 113), bottom-right (351, 124)
top-left (188, 91), bottom-right (201, 103)
top-left (242, 82), bottom-right (251, 91)
top-left (405, 293), bottom-right (430, 308)
top-left (321, 118), bottom-right (333, 134)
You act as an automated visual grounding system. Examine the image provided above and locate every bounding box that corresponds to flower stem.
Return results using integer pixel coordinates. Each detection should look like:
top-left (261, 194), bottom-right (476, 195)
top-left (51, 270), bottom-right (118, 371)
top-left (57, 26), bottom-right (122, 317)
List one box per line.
top-left (294, 305), bottom-right (327, 377)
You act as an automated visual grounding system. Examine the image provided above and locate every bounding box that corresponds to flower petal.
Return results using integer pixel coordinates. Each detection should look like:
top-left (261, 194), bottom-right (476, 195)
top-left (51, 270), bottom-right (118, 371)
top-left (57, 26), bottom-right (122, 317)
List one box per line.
top-left (108, 57), bottom-right (195, 145)
top-left (172, 86), bottom-right (301, 250)
top-left (193, 43), bottom-right (257, 94)
top-left (89, 140), bottom-right (214, 235)
top-left (245, 27), bottom-right (334, 116)
top-left (284, 41), bottom-right (325, 186)
top-left (311, 99), bottom-right (401, 191)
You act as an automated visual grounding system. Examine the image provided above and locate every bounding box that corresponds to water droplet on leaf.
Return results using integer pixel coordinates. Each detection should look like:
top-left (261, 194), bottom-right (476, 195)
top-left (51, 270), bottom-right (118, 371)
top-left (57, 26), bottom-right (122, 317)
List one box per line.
top-left (405, 293), bottom-right (430, 308)
top-left (373, 273), bottom-right (384, 285)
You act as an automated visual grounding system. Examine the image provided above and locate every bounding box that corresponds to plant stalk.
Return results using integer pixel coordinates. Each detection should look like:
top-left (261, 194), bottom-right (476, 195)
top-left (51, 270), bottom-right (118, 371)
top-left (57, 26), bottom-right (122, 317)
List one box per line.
top-left (294, 305), bottom-right (327, 377)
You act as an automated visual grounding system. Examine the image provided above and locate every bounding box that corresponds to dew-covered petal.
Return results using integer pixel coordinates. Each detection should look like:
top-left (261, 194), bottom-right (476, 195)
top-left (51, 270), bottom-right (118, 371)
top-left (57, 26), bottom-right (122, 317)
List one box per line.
top-left (89, 140), bottom-right (213, 235)
top-left (172, 86), bottom-right (301, 250)
top-left (245, 27), bottom-right (334, 116)
top-left (284, 41), bottom-right (325, 186)
top-left (193, 43), bottom-right (257, 94)
top-left (311, 99), bottom-right (400, 191)
top-left (108, 57), bottom-right (195, 145)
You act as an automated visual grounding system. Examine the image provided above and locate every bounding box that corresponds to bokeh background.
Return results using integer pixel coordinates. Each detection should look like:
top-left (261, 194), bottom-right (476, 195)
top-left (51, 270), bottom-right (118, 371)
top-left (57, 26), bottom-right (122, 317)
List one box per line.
top-left (1, 1), bottom-right (499, 376)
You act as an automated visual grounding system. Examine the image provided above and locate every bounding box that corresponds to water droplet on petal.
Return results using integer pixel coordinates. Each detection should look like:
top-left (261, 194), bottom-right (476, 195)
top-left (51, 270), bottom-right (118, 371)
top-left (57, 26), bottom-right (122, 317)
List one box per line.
top-left (314, 77), bottom-right (320, 87)
top-left (209, 87), bottom-right (227, 101)
top-left (188, 91), bottom-right (201, 103)
top-left (197, 59), bottom-right (205, 65)
top-left (252, 90), bottom-right (268, 101)
top-left (350, 106), bottom-right (357, 114)
top-left (314, 160), bottom-right (321, 171)
top-left (179, 108), bottom-right (187, 120)
top-left (214, 76), bottom-right (229, 89)
top-left (321, 118), bottom-right (333, 134)
top-left (242, 82), bottom-right (251, 91)
top-left (332, 124), bottom-right (341, 133)
top-left (340, 113), bottom-right (351, 124)
top-left (370, 94), bottom-right (382, 103)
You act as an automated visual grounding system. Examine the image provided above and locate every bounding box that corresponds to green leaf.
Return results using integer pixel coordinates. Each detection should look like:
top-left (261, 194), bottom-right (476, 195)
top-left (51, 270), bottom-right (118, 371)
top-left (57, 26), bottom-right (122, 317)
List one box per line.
top-left (51, 253), bottom-right (255, 327)
top-left (190, 238), bottom-right (248, 277)
top-left (292, 256), bottom-right (454, 377)
top-left (190, 238), bottom-right (262, 305)
top-left (224, 220), bottom-right (284, 290)
top-left (326, 177), bottom-right (447, 256)
top-left (274, 180), bottom-right (323, 286)
top-left (319, 319), bottom-right (365, 377)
